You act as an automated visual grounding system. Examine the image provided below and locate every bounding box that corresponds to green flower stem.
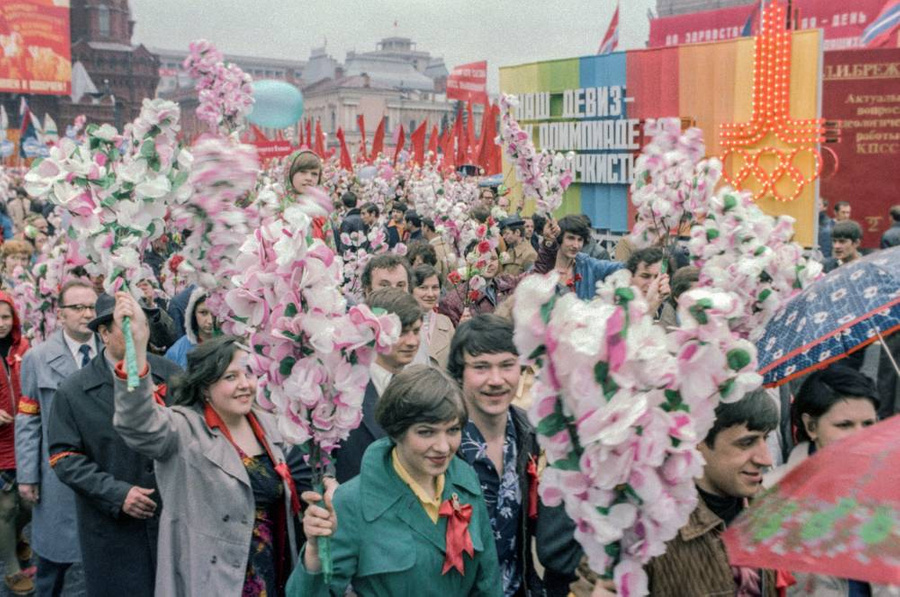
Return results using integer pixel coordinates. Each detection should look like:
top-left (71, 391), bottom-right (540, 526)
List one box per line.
top-left (122, 315), bottom-right (140, 391)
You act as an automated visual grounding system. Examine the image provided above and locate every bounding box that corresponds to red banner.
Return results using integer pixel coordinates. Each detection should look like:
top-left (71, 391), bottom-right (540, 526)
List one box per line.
top-left (649, 0), bottom-right (887, 51)
top-left (0, 0), bottom-right (71, 95)
top-left (821, 48), bottom-right (900, 248)
top-left (447, 61), bottom-right (488, 105)
top-left (253, 140), bottom-right (294, 162)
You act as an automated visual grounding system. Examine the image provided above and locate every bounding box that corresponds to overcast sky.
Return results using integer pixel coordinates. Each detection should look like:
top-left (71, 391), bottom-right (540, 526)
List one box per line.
top-left (130, 0), bottom-right (656, 91)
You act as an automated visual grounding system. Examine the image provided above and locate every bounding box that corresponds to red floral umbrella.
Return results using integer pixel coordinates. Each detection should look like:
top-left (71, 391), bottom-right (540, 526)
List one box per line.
top-left (723, 416), bottom-right (900, 585)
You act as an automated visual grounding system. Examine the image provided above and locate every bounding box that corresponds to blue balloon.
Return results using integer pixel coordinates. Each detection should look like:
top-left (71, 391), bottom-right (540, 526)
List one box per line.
top-left (247, 80), bottom-right (304, 129)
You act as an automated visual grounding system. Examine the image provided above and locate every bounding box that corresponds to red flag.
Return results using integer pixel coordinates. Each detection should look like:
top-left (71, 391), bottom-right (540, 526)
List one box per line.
top-left (410, 120), bottom-right (428, 165)
top-left (427, 124), bottom-right (439, 163)
top-left (298, 121), bottom-right (305, 147)
top-left (371, 117), bottom-right (385, 159)
top-left (446, 61), bottom-right (488, 105)
top-left (476, 103), bottom-right (492, 172)
top-left (466, 102), bottom-right (476, 161)
top-left (392, 124), bottom-right (405, 165)
top-left (357, 114), bottom-right (367, 161)
top-left (315, 120), bottom-right (325, 156)
top-left (441, 127), bottom-right (456, 170)
top-left (454, 105), bottom-right (465, 165)
top-left (597, 4), bottom-right (619, 54)
top-left (250, 124), bottom-right (270, 142)
top-left (490, 104), bottom-right (502, 174)
top-left (336, 127), bottom-right (353, 171)
top-left (305, 119), bottom-right (312, 149)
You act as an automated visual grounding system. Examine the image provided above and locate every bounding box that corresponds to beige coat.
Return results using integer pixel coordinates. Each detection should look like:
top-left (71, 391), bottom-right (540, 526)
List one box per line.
top-left (113, 369), bottom-right (297, 597)
top-left (429, 235), bottom-right (455, 286)
top-left (501, 240), bottom-right (537, 276)
top-left (426, 312), bottom-right (454, 371)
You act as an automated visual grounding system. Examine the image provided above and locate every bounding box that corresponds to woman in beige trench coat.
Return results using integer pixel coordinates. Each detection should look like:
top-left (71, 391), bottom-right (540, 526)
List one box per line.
top-left (109, 292), bottom-right (298, 597)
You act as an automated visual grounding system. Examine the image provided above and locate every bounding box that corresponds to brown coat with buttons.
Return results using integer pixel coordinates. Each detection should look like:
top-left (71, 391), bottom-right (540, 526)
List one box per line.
top-left (112, 369), bottom-right (298, 597)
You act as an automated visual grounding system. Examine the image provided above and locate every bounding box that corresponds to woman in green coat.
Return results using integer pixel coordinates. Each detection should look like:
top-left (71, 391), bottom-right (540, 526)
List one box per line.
top-left (288, 365), bottom-right (502, 596)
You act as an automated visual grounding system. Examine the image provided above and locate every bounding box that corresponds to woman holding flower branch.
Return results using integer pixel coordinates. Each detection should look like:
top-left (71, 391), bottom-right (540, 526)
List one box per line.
top-left (289, 366), bottom-right (501, 597)
top-left (110, 292), bottom-right (300, 597)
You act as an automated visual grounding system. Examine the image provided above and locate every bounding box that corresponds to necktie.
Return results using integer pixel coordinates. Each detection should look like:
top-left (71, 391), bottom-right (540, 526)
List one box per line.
top-left (79, 344), bottom-right (92, 368)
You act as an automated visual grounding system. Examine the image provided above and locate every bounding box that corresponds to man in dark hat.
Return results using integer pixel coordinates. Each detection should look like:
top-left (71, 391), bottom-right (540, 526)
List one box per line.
top-left (46, 293), bottom-right (181, 597)
top-left (500, 215), bottom-right (537, 276)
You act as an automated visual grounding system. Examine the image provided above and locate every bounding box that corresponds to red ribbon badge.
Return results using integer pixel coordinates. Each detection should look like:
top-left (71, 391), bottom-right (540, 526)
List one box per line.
top-left (565, 273), bottom-right (583, 292)
top-left (439, 493), bottom-right (474, 575)
top-left (776, 570), bottom-right (797, 597)
top-left (526, 455), bottom-right (539, 520)
top-left (152, 383), bottom-right (167, 407)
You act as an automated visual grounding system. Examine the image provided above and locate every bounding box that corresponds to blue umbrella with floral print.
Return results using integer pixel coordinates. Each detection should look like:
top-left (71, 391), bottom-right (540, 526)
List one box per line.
top-left (757, 246), bottom-right (900, 386)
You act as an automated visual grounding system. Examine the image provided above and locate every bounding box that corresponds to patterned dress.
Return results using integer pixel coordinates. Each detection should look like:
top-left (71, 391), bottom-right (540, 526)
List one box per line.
top-left (240, 448), bottom-right (284, 597)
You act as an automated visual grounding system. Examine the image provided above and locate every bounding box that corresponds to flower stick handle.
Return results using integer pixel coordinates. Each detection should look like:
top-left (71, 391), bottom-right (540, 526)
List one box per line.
top-left (313, 480), bottom-right (333, 584)
top-left (122, 315), bottom-right (140, 390)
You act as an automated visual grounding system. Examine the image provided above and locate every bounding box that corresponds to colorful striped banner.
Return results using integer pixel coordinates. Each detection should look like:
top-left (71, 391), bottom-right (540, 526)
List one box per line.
top-left (500, 29), bottom-right (822, 246)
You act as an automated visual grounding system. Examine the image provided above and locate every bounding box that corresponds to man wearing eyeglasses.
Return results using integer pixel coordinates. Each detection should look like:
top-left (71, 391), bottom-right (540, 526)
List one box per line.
top-left (14, 280), bottom-right (99, 596)
top-left (46, 292), bottom-right (181, 596)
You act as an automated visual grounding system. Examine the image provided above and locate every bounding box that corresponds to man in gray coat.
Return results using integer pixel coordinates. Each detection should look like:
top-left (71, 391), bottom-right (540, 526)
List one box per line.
top-left (48, 293), bottom-right (181, 597)
top-left (15, 279), bottom-right (99, 596)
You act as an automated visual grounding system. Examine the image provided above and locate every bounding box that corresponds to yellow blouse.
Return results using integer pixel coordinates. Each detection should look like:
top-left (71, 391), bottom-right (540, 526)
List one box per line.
top-left (391, 448), bottom-right (445, 523)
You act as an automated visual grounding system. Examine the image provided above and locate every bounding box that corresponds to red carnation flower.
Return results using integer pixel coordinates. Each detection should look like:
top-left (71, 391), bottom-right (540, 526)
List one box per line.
top-left (168, 255), bottom-right (185, 274)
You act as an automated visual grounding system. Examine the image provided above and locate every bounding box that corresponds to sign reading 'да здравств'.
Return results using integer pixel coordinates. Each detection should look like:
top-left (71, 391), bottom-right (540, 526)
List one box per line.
top-left (514, 86), bottom-right (641, 186)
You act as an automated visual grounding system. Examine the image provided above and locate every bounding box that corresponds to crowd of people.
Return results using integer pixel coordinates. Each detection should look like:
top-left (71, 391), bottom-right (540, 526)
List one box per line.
top-left (0, 146), bottom-right (896, 597)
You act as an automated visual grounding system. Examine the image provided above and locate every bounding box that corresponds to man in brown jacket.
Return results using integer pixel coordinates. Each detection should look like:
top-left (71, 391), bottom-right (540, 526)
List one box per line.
top-left (542, 389), bottom-right (782, 597)
top-left (644, 388), bottom-right (780, 596)
top-left (500, 216), bottom-right (537, 276)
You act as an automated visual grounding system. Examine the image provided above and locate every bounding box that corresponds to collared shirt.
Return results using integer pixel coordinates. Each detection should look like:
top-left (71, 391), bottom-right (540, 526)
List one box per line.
top-left (370, 360), bottom-right (394, 397)
top-left (458, 410), bottom-right (521, 597)
top-left (63, 331), bottom-right (96, 369)
top-left (391, 448), bottom-right (445, 524)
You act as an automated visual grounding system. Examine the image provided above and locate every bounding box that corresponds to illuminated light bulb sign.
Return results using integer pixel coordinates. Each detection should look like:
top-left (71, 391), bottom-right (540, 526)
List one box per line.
top-left (720, 1), bottom-right (825, 203)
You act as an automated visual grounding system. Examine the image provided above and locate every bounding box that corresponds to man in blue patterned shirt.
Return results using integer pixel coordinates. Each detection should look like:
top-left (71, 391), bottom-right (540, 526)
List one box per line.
top-left (448, 314), bottom-right (542, 597)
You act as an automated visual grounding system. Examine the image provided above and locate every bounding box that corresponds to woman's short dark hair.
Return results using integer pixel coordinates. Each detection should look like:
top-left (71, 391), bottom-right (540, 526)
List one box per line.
top-left (792, 365), bottom-right (880, 444)
top-left (447, 314), bottom-right (518, 382)
top-left (171, 335), bottom-right (247, 407)
top-left (375, 365), bottom-right (467, 440)
top-left (361, 202), bottom-right (380, 217)
top-left (557, 214), bottom-right (591, 244)
top-left (704, 388), bottom-right (779, 448)
top-left (406, 241), bottom-right (437, 267)
top-left (412, 264), bottom-right (441, 289)
top-left (288, 150), bottom-right (323, 186)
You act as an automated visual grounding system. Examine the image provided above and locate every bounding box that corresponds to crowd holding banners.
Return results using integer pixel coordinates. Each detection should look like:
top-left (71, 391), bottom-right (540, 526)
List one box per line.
top-left (0, 31), bottom-right (897, 597)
